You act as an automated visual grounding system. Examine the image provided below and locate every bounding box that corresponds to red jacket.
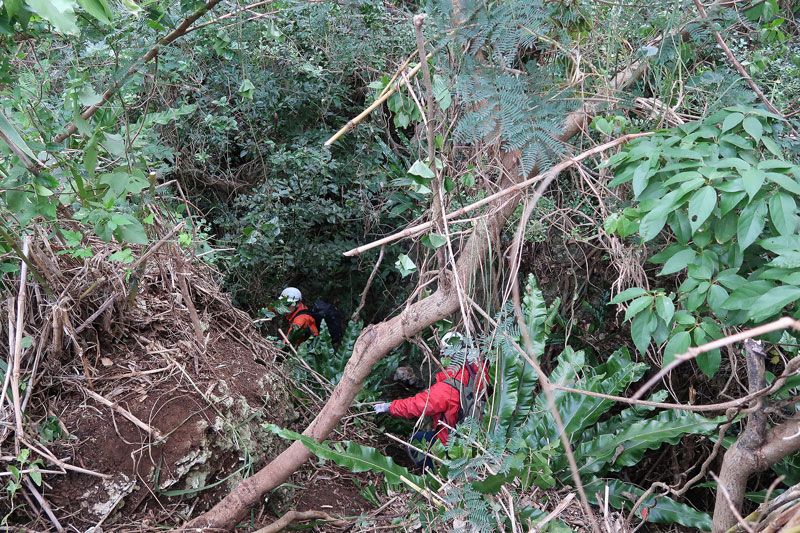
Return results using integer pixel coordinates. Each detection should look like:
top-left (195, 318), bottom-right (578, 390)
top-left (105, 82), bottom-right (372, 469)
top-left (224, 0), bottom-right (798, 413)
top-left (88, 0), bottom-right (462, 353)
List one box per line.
top-left (389, 361), bottom-right (488, 445)
top-left (286, 303), bottom-right (319, 344)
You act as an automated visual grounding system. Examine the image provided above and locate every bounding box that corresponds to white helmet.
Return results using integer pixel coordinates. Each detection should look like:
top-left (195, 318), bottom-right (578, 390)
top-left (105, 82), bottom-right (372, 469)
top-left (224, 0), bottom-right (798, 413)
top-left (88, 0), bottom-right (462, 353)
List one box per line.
top-left (280, 287), bottom-right (302, 304)
top-left (441, 331), bottom-right (464, 351)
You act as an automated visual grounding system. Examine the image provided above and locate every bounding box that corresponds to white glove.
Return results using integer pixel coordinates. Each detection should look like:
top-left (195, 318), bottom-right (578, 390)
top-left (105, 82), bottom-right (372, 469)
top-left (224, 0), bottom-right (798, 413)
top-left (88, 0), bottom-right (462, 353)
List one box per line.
top-left (373, 402), bottom-right (391, 414)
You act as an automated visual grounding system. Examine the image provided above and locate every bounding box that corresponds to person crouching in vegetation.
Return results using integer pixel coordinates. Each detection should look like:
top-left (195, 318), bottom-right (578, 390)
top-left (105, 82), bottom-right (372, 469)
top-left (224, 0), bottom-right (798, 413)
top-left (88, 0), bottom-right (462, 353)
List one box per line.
top-left (374, 332), bottom-right (489, 471)
top-left (279, 287), bottom-right (318, 346)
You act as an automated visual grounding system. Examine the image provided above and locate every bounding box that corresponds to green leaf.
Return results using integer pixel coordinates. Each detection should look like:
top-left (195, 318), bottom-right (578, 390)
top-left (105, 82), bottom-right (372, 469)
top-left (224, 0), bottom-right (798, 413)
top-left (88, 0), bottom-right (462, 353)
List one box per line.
top-left (688, 186), bottom-right (716, 232)
top-left (706, 284), bottom-right (729, 317)
top-left (29, 468), bottom-right (41, 486)
top-left (625, 295), bottom-right (653, 322)
top-left (98, 170), bottom-right (149, 197)
top-left (5, 0), bottom-right (22, 18)
top-left (655, 295), bottom-right (674, 323)
top-left (630, 311), bottom-right (655, 354)
top-left (721, 112), bottom-right (744, 132)
top-left (584, 478), bottom-right (712, 530)
top-left (264, 424), bottom-right (434, 492)
top-left (694, 328), bottom-right (721, 378)
top-left (769, 192), bottom-right (797, 236)
top-left (421, 233), bottom-right (447, 249)
top-left (742, 116), bottom-right (763, 142)
top-left (395, 254), bottom-right (416, 277)
top-left (77, 0), bottom-right (112, 24)
top-left (114, 217), bottom-right (148, 245)
top-left (765, 172), bottom-right (800, 196)
top-left (750, 286), bottom-right (800, 322)
top-left (639, 209), bottom-right (668, 242)
top-left (26, 0), bottom-right (79, 34)
top-left (407, 160), bottom-right (435, 180)
top-left (610, 287), bottom-right (647, 304)
top-left (237, 78), bottom-right (255, 100)
top-left (0, 112), bottom-right (37, 161)
top-left (659, 248), bottom-right (695, 276)
top-left (103, 133), bottom-right (125, 156)
top-left (632, 160), bottom-right (651, 197)
top-left (663, 331), bottom-right (690, 366)
top-left (722, 280), bottom-right (774, 310)
top-left (741, 168), bottom-right (766, 201)
top-left (737, 199), bottom-right (767, 252)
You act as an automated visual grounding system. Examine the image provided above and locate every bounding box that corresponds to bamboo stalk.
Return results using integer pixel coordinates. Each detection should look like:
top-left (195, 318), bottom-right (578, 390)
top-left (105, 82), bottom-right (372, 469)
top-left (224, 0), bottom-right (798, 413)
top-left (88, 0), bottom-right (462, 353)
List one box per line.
top-left (342, 132), bottom-right (654, 257)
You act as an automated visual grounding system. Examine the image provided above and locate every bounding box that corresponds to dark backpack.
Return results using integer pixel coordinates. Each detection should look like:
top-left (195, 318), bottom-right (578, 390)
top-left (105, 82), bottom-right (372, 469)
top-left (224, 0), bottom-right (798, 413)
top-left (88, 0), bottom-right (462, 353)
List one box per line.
top-left (444, 363), bottom-right (487, 424)
top-left (297, 301), bottom-right (344, 344)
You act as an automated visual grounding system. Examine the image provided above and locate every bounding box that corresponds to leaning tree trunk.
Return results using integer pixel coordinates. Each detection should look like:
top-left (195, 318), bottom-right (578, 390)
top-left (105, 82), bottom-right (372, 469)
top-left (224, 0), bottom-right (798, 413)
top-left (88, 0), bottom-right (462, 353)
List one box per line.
top-left (182, 14), bottom-right (654, 532)
top-left (712, 340), bottom-right (800, 533)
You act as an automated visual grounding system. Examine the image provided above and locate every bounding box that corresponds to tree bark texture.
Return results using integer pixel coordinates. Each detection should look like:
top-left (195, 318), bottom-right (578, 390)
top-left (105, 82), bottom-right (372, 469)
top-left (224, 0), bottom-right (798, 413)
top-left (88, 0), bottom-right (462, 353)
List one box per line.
top-left (712, 340), bottom-right (800, 532)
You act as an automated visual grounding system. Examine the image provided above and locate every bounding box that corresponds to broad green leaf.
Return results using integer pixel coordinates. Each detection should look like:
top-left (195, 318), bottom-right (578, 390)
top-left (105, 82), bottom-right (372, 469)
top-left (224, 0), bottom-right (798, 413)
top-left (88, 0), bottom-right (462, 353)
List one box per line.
top-left (26, 0), bottom-right (79, 34)
top-left (421, 233), bottom-right (447, 249)
top-left (264, 424), bottom-right (434, 492)
top-left (5, 0), bottom-right (22, 18)
top-left (98, 170), bottom-right (148, 196)
top-left (721, 112), bottom-right (744, 132)
top-left (77, 0), bottom-right (112, 24)
top-left (663, 331), bottom-right (690, 366)
top-left (688, 186), bottom-right (716, 232)
top-left (407, 160), bottom-right (435, 180)
top-left (395, 254), bottom-right (416, 277)
top-left (659, 248), bottom-right (695, 276)
top-left (120, 0), bottom-right (141, 13)
top-left (610, 287), bottom-right (647, 304)
top-left (719, 191), bottom-right (746, 217)
top-left (632, 160), bottom-right (651, 197)
top-left (694, 328), bottom-right (721, 378)
top-left (737, 199), bottom-right (767, 252)
top-left (742, 116), bottom-right (763, 142)
top-left (0, 112), bottom-right (36, 161)
top-left (639, 209), bottom-right (668, 242)
top-left (577, 410), bottom-right (722, 477)
top-left (722, 280), bottom-right (774, 310)
top-left (721, 134), bottom-right (752, 150)
top-left (103, 133), bottom-right (125, 156)
top-left (237, 78), bottom-right (255, 100)
top-left (114, 217), bottom-right (148, 244)
top-left (740, 168), bottom-right (766, 201)
top-left (584, 478), bottom-right (712, 530)
top-left (706, 284), bottom-right (729, 317)
top-left (750, 286), bottom-right (800, 322)
top-left (769, 192), bottom-right (797, 236)
top-left (625, 295), bottom-right (653, 322)
top-left (630, 311), bottom-right (656, 354)
top-left (766, 172), bottom-right (800, 195)
top-left (655, 295), bottom-right (674, 323)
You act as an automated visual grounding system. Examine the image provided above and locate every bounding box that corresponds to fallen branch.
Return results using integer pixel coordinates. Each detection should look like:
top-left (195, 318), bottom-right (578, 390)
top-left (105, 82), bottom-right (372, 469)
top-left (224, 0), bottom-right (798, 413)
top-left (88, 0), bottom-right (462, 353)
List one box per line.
top-left (324, 53), bottom-right (431, 147)
top-left (252, 510), bottom-right (347, 533)
top-left (81, 387), bottom-right (162, 440)
top-left (24, 477), bottom-right (64, 532)
top-left (343, 132), bottom-right (653, 257)
top-left (54, 0), bottom-right (225, 143)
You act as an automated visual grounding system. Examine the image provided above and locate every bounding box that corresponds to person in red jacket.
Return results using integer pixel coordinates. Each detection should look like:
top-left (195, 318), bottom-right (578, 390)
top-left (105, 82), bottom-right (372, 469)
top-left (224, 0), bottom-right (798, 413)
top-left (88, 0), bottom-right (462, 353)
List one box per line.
top-left (280, 287), bottom-right (319, 346)
top-left (374, 332), bottom-right (488, 470)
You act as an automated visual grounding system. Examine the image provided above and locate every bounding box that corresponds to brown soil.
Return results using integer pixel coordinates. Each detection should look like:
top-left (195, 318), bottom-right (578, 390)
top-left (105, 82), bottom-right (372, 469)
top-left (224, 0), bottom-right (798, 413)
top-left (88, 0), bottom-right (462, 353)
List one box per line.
top-left (1, 225), bottom-right (295, 531)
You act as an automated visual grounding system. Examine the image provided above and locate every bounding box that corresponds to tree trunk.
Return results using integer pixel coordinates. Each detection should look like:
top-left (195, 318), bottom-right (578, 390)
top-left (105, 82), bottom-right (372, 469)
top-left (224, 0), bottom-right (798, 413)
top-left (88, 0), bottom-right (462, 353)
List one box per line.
top-left (183, 16), bottom-right (653, 531)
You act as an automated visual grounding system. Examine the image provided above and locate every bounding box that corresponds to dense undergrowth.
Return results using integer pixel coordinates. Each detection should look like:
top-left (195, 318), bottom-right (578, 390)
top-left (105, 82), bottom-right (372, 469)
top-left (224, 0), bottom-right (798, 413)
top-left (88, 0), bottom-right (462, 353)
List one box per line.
top-left (0, 0), bottom-right (799, 531)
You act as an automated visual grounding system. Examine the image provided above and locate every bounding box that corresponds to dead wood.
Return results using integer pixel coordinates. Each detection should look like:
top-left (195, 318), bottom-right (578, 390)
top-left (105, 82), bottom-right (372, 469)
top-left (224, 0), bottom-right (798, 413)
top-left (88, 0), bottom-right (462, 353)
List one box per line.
top-left (252, 510), bottom-right (347, 533)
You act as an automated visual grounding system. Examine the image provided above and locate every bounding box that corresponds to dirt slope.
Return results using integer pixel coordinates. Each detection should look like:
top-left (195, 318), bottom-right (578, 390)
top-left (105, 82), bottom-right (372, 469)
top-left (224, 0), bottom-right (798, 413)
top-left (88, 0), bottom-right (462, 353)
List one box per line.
top-left (0, 224), bottom-right (293, 531)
